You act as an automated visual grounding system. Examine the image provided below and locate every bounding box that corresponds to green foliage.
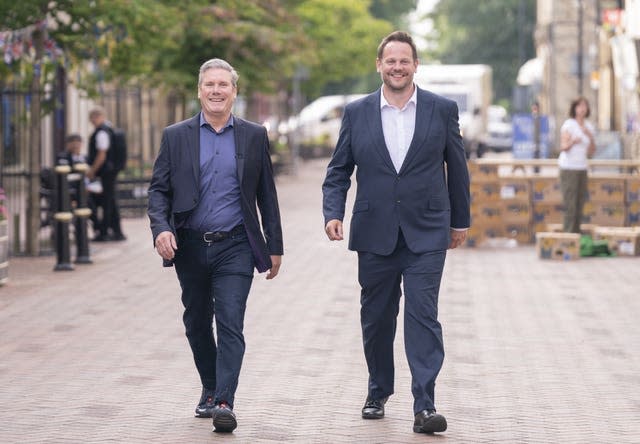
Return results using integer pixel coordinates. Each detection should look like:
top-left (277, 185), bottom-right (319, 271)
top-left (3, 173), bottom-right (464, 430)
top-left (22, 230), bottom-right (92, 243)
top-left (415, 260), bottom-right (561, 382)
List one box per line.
top-left (157, 0), bottom-right (305, 96)
top-left (369, 0), bottom-right (418, 28)
top-left (0, 0), bottom-right (403, 105)
top-left (295, 0), bottom-right (392, 97)
top-left (425, 0), bottom-right (536, 102)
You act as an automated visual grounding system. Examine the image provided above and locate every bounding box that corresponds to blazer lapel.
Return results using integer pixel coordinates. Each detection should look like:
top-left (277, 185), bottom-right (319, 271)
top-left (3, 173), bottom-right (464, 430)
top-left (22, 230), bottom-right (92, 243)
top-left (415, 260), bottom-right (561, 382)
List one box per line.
top-left (365, 90), bottom-right (396, 172)
top-left (233, 116), bottom-right (245, 183)
top-left (399, 87), bottom-right (434, 174)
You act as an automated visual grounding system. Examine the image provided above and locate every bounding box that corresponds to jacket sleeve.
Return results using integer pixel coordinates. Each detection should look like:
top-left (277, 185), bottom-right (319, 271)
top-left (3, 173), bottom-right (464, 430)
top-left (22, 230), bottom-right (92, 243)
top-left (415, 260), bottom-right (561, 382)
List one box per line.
top-left (256, 130), bottom-right (284, 256)
top-left (443, 101), bottom-right (471, 229)
top-left (322, 109), bottom-right (355, 224)
top-left (147, 128), bottom-right (175, 244)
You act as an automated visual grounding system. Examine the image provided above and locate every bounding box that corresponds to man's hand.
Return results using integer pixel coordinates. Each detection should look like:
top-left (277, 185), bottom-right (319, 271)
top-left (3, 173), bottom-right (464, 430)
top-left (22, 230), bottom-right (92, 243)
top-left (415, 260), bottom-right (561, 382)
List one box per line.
top-left (325, 219), bottom-right (343, 241)
top-left (449, 229), bottom-right (467, 249)
top-left (266, 255), bottom-right (282, 280)
top-left (155, 231), bottom-right (177, 260)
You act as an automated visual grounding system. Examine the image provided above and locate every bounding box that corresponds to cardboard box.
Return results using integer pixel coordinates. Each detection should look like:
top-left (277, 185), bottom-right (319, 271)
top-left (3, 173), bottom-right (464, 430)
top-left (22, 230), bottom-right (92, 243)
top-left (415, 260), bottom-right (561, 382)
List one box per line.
top-left (502, 201), bottom-right (530, 223)
top-left (531, 177), bottom-right (563, 203)
top-left (582, 202), bottom-right (625, 226)
top-left (532, 202), bottom-right (565, 226)
top-left (499, 177), bottom-right (531, 201)
top-left (470, 202), bottom-right (502, 225)
top-left (466, 224), bottom-right (505, 247)
top-left (587, 177), bottom-right (625, 202)
top-left (467, 161), bottom-right (498, 182)
top-left (627, 202), bottom-right (640, 225)
top-left (544, 223), bottom-right (597, 236)
top-left (536, 232), bottom-right (581, 260)
top-left (505, 223), bottom-right (533, 244)
top-left (625, 176), bottom-right (640, 203)
top-left (470, 181), bottom-right (501, 202)
top-left (593, 227), bottom-right (640, 256)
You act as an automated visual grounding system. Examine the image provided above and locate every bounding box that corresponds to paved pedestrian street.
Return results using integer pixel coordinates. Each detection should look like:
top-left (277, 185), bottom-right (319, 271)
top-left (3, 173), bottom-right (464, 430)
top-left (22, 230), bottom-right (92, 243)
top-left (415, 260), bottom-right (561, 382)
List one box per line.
top-left (1, 159), bottom-right (639, 443)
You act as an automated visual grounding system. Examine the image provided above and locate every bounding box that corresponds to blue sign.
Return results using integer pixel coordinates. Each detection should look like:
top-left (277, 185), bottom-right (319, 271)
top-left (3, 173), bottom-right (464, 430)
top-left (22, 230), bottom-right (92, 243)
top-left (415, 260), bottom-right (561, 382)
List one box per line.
top-left (512, 113), bottom-right (550, 159)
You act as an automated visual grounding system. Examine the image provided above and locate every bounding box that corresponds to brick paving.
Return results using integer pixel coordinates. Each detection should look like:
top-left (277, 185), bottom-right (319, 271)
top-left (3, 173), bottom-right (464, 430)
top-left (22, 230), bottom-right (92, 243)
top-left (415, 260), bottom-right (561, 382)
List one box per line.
top-left (1, 158), bottom-right (639, 443)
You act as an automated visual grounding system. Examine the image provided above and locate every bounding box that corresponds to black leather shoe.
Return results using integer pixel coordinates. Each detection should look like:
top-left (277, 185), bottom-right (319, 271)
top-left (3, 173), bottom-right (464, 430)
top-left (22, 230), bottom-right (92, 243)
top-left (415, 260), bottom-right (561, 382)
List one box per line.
top-left (413, 409), bottom-right (447, 434)
top-left (361, 396), bottom-right (389, 419)
top-left (194, 388), bottom-right (216, 418)
top-left (112, 233), bottom-right (127, 241)
top-left (212, 402), bottom-right (237, 433)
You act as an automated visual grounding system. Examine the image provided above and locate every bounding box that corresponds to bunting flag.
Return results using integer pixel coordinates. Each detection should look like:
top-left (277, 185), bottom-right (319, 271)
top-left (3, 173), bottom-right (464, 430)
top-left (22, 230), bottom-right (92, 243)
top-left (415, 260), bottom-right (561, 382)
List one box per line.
top-left (0, 20), bottom-right (64, 66)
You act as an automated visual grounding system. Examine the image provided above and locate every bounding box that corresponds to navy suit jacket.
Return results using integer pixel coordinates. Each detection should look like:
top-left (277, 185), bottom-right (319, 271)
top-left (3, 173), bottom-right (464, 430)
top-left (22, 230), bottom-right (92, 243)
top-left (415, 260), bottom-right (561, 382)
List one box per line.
top-left (148, 114), bottom-right (283, 272)
top-left (322, 87), bottom-right (470, 255)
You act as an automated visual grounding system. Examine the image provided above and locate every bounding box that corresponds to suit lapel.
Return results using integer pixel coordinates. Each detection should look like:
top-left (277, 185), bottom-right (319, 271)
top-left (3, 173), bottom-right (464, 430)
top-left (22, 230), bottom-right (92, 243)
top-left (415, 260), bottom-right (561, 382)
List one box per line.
top-left (399, 87), bottom-right (434, 174)
top-left (365, 90), bottom-right (396, 172)
top-left (233, 116), bottom-right (245, 183)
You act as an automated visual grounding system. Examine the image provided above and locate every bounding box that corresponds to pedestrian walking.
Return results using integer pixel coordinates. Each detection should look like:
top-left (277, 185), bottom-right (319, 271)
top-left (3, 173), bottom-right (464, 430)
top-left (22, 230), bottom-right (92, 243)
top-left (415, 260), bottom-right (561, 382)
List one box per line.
top-left (559, 96), bottom-right (596, 233)
top-left (147, 58), bottom-right (283, 434)
top-left (322, 31), bottom-right (470, 435)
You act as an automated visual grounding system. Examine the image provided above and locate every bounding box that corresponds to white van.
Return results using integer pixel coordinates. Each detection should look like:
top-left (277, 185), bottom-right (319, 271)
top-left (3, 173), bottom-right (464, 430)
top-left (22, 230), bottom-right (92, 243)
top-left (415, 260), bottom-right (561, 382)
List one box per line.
top-left (289, 94), bottom-right (365, 156)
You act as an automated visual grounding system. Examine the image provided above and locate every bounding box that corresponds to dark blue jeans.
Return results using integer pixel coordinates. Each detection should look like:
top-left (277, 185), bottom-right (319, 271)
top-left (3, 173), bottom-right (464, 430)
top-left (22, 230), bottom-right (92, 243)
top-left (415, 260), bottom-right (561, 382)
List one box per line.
top-left (174, 228), bottom-right (254, 408)
top-left (358, 231), bottom-right (446, 414)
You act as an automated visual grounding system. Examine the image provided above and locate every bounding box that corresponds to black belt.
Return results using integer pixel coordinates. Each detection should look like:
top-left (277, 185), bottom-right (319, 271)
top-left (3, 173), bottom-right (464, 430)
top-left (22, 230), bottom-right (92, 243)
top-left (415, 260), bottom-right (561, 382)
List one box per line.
top-left (178, 225), bottom-right (245, 243)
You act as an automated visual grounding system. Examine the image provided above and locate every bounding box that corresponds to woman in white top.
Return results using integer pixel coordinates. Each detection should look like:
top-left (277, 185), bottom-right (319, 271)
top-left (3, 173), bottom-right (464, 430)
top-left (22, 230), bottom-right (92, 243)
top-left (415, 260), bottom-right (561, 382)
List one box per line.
top-left (558, 97), bottom-right (596, 233)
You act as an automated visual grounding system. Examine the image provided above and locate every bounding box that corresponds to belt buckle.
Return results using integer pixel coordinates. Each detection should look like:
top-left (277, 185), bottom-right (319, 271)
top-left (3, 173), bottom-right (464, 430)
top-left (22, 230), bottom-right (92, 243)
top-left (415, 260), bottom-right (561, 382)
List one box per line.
top-left (203, 231), bottom-right (225, 245)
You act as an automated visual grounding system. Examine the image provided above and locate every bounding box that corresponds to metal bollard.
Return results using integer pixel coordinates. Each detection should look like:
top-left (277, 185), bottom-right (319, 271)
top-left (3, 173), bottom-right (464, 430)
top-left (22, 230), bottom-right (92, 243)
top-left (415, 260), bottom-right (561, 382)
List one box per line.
top-left (71, 163), bottom-right (92, 264)
top-left (53, 165), bottom-right (74, 271)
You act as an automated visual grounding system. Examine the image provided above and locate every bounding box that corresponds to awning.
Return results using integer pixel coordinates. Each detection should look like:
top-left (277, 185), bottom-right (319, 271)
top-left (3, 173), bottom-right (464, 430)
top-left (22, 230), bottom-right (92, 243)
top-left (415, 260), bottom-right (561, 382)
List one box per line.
top-left (516, 58), bottom-right (544, 86)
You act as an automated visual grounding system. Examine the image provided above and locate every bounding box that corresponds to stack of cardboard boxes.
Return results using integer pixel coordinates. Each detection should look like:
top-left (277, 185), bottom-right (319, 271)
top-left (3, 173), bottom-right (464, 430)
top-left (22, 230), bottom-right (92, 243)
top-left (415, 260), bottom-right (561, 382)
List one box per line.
top-left (465, 160), bottom-right (640, 259)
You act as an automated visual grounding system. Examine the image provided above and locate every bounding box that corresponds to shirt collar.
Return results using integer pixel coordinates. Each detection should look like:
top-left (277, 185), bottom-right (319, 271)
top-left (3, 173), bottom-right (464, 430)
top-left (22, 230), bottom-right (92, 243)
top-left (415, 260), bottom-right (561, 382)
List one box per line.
top-left (380, 84), bottom-right (417, 110)
top-left (199, 112), bottom-right (234, 131)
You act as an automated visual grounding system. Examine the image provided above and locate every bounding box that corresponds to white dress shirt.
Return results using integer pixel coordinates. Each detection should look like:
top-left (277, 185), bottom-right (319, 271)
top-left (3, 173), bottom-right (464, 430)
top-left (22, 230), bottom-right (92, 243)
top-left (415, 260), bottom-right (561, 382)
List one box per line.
top-left (380, 86), bottom-right (417, 173)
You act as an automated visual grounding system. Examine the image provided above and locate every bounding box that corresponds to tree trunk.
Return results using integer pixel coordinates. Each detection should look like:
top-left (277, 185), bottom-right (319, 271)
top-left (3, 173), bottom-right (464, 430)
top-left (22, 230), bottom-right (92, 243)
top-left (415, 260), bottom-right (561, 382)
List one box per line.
top-left (26, 28), bottom-right (44, 256)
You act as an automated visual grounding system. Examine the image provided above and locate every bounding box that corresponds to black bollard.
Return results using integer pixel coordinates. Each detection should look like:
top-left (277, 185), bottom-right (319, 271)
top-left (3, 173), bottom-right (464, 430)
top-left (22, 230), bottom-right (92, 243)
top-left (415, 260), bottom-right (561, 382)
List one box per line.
top-left (53, 165), bottom-right (74, 271)
top-left (72, 163), bottom-right (92, 264)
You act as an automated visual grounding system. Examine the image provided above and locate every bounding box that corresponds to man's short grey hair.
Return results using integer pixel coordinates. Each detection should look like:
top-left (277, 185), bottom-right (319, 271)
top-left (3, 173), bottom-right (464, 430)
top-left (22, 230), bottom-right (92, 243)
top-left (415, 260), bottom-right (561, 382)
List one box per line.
top-left (198, 58), bottom-right (239, 87)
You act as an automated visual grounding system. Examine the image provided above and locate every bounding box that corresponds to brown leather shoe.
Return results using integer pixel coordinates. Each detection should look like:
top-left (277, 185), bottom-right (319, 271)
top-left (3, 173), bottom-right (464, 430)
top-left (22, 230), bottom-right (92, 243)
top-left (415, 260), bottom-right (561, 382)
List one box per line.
top-left (361, 396), bottom-right (389, 419)
top-left (413, 409), bottom-right (447, 434)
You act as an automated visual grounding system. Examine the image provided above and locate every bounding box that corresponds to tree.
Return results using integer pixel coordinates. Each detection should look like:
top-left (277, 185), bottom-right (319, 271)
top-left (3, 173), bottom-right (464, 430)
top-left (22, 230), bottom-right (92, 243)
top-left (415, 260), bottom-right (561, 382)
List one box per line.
top-left (369, 0), bottom-right (418, 28)
top-left (0, 0), bottom-right (178, 89)
top-left (156, 0), bottom-right (306, 97)
top-left (294, 0), bottom-right (392, 97)
top-left (424, 0), bottom-right (536, 104)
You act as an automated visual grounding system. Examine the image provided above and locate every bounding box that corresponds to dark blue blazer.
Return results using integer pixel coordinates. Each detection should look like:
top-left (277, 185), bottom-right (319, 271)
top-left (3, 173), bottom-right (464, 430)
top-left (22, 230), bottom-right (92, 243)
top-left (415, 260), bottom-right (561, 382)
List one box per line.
top-left (148, 114), bottom-right (283, 272)
top-left (322, 87), bottom-right (470, 255)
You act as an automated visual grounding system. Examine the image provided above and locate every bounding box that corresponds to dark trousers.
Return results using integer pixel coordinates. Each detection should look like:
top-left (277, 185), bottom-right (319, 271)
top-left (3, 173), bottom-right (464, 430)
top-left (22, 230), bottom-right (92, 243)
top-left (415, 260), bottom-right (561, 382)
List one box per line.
top-left (560, 169), bottom-right (588, 233)
top-left (174, 228), bottom-right (254, 408)
top-left (357, 231), bottom-right (446, 414)
top-left (97, 171), bottom-right (123, 236)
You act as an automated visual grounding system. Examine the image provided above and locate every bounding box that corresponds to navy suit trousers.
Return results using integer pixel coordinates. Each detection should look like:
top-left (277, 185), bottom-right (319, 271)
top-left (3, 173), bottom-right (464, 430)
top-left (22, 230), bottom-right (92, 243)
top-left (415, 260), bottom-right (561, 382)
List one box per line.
top-left (174, 228), bottom-right (254, 408)
top-left (357, 231), bottom-right (446, 414)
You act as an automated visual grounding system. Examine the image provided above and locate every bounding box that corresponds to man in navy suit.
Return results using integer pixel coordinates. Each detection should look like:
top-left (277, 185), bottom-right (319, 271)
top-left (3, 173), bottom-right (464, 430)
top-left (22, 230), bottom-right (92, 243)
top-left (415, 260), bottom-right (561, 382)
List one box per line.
top-left (148, 58), bottom-right (283, 433)
top-left (322, 31), bottom-right (470, 434)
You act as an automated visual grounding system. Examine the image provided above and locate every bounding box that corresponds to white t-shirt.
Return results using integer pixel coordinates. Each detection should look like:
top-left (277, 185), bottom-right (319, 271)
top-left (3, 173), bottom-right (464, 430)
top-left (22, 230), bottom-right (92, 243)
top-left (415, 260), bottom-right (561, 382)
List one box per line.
top-left (558, 118), bottom-right (594, 170)
top-left (95, 130), bottom-right (110, 151)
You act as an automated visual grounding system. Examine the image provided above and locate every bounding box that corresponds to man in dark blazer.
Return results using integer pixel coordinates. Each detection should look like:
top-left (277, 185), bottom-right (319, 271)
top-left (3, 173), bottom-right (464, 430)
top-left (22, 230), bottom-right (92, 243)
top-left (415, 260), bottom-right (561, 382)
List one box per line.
top-left (322, 31), bottom-right (470, 434)
top-left (148, 58), bottom-right (283, 434)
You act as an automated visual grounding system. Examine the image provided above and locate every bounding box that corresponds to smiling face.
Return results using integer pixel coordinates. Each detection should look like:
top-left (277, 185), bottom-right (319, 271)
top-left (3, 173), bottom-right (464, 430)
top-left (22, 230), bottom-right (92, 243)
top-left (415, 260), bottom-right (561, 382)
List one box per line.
top-left (198, 68), bottom-right (237, 122)
top-left (376, 40), bottom-right (418, 94)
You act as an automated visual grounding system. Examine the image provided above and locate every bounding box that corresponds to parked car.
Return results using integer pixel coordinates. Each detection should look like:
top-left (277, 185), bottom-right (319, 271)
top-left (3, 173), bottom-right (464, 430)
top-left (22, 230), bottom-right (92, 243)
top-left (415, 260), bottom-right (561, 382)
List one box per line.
top-left (484, 105), bottom-right (513, 152)
top-left (287, 94), bottom-right (365, 157)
